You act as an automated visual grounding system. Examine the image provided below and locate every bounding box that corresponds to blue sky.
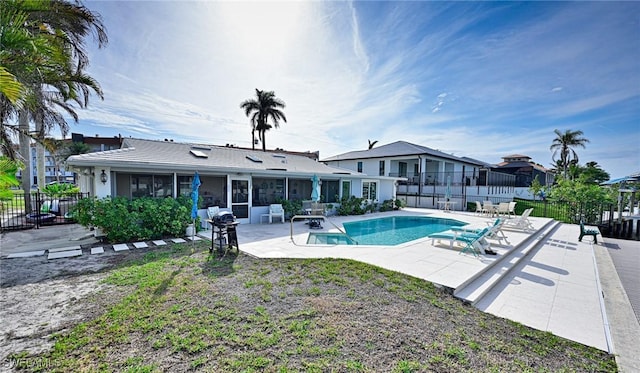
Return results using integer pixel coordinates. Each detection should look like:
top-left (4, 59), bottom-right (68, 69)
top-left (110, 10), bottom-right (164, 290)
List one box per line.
top-left (67, 1), bottom-right (639, 178)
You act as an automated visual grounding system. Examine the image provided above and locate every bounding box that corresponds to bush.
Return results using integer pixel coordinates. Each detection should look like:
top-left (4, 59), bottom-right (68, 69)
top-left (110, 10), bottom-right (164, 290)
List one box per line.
top-left (72, 196), bottom-right (191, 243)
top-left (337, 195), bottom-right (366, 216)
top-left (380, 198), bottom-right (405, 211)
top-left (275, 198), bottom-right (303, 220)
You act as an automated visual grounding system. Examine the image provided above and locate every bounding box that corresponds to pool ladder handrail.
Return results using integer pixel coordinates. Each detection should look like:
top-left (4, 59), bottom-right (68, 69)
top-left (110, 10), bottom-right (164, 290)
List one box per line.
top-left (289, 214), bottom-right (359, 246)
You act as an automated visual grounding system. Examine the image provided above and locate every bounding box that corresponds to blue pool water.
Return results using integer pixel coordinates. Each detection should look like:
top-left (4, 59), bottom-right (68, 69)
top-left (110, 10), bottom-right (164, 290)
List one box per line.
top-left (307, 216), bottom-right (466, 246)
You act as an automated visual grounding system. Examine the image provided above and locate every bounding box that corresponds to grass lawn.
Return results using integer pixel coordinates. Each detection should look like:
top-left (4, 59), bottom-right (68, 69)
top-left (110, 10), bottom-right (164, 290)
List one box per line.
top-left (9, 242), bottom-right (616, 372)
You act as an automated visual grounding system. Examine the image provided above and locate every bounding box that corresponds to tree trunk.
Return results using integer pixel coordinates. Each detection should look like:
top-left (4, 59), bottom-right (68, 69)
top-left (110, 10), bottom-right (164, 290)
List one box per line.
top-left (18, 109), bottom-right (32, 213)
top-left (251, 128), bottom-right (255, 150)
top-left (35, 112), bottom-right (46, 189)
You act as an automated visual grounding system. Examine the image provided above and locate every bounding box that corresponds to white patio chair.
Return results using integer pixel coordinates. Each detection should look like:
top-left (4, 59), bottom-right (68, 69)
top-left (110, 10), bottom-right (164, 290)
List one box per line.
top-left (268, 204), bottom-right (285, 223)
top-left (507, 201), bottom-right (517, 218)
top-left (497, 202), bottom-right (510, 217)
top-left (482, 201), bottom-right (495, 216)
top-left (474, 201), bottom-right (483, 215)
top-left (207, 206), bottom-right (220, 220)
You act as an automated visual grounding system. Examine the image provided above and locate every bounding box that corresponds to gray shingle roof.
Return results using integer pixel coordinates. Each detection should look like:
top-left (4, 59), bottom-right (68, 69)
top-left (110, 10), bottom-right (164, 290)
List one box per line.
top-left (322, 140), bottom-right (484, 165)
top-left (67, 138), bottom-right (360, 177)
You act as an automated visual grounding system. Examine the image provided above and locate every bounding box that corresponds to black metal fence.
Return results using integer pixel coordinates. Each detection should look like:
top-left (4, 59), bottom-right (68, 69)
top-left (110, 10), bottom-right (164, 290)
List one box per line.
top-left (0, 192), bottom-right (90, 232)
top-left (468, 198), bottom-right (638, 241)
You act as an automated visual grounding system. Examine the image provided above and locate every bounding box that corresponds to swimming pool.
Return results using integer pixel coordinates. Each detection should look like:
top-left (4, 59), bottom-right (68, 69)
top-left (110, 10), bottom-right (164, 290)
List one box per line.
top-left (306, 216), bottom-right (466, 246)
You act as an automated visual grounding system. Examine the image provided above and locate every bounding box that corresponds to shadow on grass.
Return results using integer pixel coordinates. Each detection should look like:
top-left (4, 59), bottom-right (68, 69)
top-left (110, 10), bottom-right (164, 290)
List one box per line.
top-left (201, 248), bottom-right (238, 278)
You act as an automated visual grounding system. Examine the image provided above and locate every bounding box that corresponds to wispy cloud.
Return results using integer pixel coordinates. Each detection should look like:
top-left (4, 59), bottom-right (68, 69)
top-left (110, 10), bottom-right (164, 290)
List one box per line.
top-left (75, 1), bottom-right (639, 178)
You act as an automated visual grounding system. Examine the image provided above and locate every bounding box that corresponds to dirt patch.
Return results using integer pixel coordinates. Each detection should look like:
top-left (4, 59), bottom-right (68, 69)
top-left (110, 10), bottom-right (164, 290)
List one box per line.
top-left (0, 246), bottom-right (155, 367)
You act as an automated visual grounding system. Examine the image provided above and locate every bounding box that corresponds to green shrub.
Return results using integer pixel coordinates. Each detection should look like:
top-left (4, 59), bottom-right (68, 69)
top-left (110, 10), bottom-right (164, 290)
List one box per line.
top-left (275, 198), bottom-right (303, 220)
top-left (72, 196), bottom-right (191, 243)
top-left (336, 195), bottom-right (366, 216)
top-left (380, 198), bottom-right (405, 212)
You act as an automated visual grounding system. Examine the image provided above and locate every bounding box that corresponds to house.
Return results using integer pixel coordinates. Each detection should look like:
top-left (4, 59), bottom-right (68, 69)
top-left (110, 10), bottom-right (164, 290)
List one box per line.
top-left (322, 141), bottom-right (516, 209)
top-left (66, 138), bottom-right (399, 224)
top-left (492, 154), bottom-right (554, 187)
top-left (70, 132), bottom-right (123, 153)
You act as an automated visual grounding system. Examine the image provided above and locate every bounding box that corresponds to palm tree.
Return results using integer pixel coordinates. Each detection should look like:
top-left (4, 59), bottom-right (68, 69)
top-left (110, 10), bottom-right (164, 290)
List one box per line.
top-left (240, 89), bottom-right (286, 151)
top-left (0, 0), bottom-right (107, 210)
top-left (550, 129), bottom-right (589, 178)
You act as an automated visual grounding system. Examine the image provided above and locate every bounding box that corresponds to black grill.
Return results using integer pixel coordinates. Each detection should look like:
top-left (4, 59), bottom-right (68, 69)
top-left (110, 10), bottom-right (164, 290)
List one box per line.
top-left (210, 211), bottom-right (239, 255)
top-left (212, 211), bottom-right (236, 227)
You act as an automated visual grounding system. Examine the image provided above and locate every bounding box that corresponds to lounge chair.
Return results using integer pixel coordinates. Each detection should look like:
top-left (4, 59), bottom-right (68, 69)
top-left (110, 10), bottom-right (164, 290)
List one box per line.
top-left (579, 221), bottom-right (599, 244)
top-left (452, 218), bottom-right (509, 245)
top-left (428, 227), bottom-right (494, 257)
top-left (268, 204), bottom-right (285, 223)
top-left (502, 208), bottom-right (534, 231)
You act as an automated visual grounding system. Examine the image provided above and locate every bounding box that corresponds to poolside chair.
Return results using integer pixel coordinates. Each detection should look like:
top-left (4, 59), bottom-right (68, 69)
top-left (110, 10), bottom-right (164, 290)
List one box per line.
top-left (579, 221), bottom-right (599, 244)
top-left (502, 208), bottom-right (534, 231)
top-left (268, 204), bottom-right (285, 223)
top-left (482, 201), bottom-right (495, 216)
top-left (474, 201), bottom-right (483, 216)
top-left (507, 201), bottom-right (517, 218)
top-left (452, 218), bottom-right (509, 245)
top-left (428, 227), bottom-right (493, 257)
top-left (496, 202), bottom-right (510, 217)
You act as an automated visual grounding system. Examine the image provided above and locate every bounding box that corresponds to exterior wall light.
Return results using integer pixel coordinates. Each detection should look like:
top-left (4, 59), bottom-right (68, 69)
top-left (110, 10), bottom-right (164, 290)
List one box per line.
top-left (100, 169), bottom-right (108, 184)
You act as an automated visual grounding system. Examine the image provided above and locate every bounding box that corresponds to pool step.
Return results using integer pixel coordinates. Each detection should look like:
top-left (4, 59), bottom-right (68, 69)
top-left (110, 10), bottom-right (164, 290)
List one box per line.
top-left (453, 219), bottom-right (561, 305)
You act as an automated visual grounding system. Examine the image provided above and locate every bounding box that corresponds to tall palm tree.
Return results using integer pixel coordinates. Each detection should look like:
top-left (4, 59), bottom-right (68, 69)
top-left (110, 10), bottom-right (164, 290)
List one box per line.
top-left (550, 129), bottom-right (589, 179)
top-left (240, 89), bottom-right (286, 152)
top-left (0, 0), bottom-right (107, 209)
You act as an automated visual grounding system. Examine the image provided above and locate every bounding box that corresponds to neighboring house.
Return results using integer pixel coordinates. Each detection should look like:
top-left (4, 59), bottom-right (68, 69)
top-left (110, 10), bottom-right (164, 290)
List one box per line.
top-left (492, 154), bottom-right (555, 187)
top-left (70, 132), bottom-right (123, 153)
top-left (66, 138), bottom-right (399, 224)
top-left (322, 141), bottom-right (517, 209)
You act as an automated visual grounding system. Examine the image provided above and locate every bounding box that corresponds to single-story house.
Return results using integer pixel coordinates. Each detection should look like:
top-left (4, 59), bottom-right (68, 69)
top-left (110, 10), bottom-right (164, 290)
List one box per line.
top-left (66, 138), bottom-right (400, 224)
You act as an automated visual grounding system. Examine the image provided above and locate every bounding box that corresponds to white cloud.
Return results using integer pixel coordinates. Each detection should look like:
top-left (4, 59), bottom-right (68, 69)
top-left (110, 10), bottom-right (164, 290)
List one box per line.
top-left (74, 1), bottom-right (639, 179)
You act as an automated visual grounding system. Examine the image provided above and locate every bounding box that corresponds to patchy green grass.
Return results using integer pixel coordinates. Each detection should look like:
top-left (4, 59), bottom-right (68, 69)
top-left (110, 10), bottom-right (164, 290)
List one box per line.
top-left (9, 241), bottom-right (616, 372)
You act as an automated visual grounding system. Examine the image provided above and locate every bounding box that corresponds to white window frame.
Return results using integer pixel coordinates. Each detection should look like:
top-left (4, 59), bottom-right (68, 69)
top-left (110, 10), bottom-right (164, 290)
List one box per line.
top-left (362, 180), bottom-right (378, 201)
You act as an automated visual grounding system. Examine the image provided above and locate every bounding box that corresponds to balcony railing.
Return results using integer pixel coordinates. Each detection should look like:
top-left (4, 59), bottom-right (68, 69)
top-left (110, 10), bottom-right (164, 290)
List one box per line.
top-left (389, 170), bottom-right (515, 187)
